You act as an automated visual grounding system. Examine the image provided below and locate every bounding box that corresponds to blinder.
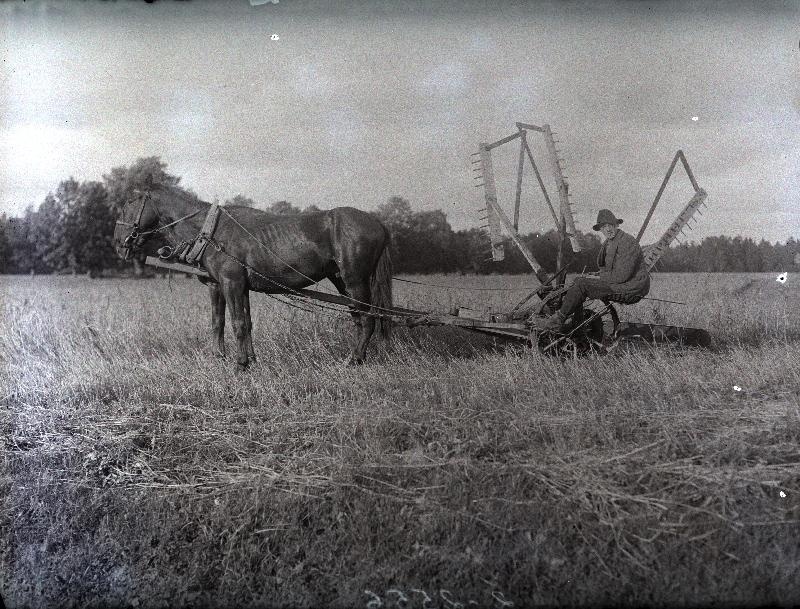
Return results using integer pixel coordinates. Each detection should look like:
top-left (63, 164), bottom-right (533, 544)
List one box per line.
top-left (116, 193), bottom-right (152, 260)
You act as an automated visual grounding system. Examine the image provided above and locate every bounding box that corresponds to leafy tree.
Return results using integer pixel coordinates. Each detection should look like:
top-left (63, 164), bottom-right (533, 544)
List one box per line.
top-left (50, 178), bottom-right (83, 272)
top-left (758, 239), bottom-right (779, 272)
top-left (226, 194), bottom-right (257, 207)
top-left (17, 178), bottom-right (116, 276)
top-left (28, 193), bottom-right (65, 273)
top-left (376, 196), bottom-right (414, 233)
top-left (374, 196), bottom-right (416, 269)
top-left (405, 210), bottom-right (454, 273)
top-left (63, 181), bottom-right (115, 276)
top-left (4, 208), bottom-right (38, 273)
top-left (267, 200), bottom-right (302, 215)
top-left (4, 167), bottom-right (800, 276)
top-left (450, 228), bottom-right (501, 274)
top-left (0, 214), bottom-right (11, 274)
top-left (103, 156), bottom-right (182, 214)
top-left (776, 238), bottom-right (798, 270)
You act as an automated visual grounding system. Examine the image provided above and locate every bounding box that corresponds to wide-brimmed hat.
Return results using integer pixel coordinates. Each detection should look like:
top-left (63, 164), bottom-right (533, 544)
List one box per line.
top-left (593, 209), bottom-right (624, 231)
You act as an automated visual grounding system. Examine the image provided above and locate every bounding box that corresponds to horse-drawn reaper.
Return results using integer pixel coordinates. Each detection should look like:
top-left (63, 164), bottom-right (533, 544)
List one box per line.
top-left (113, 122), bottom-right (711, 364)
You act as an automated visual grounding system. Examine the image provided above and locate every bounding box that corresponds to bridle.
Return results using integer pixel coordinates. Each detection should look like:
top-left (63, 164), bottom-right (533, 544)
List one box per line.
top-left (115, 191), bottom-right (203, 260)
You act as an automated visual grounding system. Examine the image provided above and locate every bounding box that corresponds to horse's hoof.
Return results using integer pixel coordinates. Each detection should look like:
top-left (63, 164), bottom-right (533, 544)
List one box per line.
top-left (346, 356), bottom-right (365, 366)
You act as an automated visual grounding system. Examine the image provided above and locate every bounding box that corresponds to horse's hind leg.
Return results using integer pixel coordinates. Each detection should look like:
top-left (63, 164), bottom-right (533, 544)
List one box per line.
top-left (330, 273), bottom-right (361, 329)
top-left (243, 289), bottom-right (256, 364)
top-left (345, 282), bottom-right (375, 365)
top-left (209, 283), bottom-right (226, 358)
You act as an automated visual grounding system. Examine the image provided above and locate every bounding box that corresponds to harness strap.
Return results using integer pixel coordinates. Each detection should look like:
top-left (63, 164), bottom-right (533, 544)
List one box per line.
top-left (183, 203), bottom-right (221, 265)
top-left (140, 209), bottom-right (203, 237)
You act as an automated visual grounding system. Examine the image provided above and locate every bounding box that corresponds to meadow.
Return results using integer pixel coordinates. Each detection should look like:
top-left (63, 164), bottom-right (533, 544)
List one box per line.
top-left (1, 272), bottom-right (799, 608)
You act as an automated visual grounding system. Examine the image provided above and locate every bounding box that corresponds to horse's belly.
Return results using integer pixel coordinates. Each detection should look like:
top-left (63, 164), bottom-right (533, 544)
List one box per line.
top-left (247, 271), bottom-right (323, 293)
top-left (245, 246), bottom-right (330, 293)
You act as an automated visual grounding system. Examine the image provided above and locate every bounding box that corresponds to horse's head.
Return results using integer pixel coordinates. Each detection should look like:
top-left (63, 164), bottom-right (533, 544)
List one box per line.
top-left (113, 191), bottom-right (164, 261)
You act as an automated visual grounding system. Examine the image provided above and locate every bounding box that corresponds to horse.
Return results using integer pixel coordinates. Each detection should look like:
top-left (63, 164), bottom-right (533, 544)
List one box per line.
top-left (113, 184), bottom-right (393, 368)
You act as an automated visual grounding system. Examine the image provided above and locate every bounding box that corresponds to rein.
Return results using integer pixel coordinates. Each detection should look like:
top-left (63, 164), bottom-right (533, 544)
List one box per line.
top-left (139, 209), bottom-right (204, 237)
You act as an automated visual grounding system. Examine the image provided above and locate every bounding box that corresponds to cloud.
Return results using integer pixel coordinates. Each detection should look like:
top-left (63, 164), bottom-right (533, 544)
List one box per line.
top-left (1, 0), bottom-right (798, 244)
top-left (0, 123), bottom-right (105, 211)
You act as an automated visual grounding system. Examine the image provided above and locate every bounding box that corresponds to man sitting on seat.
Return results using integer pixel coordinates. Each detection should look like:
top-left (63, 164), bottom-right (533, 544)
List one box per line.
top-left (540, 209), bottom-right (650, 332)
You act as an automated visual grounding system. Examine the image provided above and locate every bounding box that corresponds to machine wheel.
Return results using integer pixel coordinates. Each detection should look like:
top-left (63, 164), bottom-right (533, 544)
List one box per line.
top-left (533, 304), bottom-right (620, 358)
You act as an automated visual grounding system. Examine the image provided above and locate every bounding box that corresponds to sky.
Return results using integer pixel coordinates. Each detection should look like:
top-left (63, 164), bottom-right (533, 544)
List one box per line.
top-left (1, 0), bottom-right (799, 244)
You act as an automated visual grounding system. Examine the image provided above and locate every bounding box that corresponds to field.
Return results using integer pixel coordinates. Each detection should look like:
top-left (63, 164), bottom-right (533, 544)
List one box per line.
top-left (2, 272), bottom-right (800, 608)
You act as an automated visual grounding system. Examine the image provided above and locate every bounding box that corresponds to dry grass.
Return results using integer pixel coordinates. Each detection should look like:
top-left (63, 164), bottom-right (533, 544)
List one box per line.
top-left (2, 272), bottom-right (800, 608)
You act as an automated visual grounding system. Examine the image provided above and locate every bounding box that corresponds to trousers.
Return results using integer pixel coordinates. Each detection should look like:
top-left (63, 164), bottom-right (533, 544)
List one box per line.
top-left (558, 277), bottom-right (617, 318)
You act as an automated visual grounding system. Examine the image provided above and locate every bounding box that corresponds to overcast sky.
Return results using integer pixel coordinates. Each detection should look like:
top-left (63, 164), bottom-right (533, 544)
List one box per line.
top-left (1, 0), bottom-right (798, 243)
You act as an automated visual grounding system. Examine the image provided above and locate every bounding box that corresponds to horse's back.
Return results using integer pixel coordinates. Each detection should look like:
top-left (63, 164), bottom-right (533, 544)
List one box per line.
top-left (220, 205), bottom-right (387, 253)
top-left (224, 205), bottom-right (369, 228)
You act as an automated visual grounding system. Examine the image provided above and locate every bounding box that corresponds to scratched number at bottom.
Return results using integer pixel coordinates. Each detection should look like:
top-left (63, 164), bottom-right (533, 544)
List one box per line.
top-left (364, 588), bottom-right (514, 609)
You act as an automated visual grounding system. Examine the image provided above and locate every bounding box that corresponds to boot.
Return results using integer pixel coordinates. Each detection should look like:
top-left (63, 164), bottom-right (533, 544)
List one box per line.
top-left (601, 318), bottom-right (617, 350)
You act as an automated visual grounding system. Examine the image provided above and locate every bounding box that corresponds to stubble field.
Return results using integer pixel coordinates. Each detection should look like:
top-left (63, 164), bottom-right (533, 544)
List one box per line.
top-left (2, 272), bottom-right (800, 608)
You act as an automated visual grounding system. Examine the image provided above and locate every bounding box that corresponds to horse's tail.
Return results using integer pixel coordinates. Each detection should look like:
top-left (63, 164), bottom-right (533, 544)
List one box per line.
top-left (370, 230), bottom-right (394, 340)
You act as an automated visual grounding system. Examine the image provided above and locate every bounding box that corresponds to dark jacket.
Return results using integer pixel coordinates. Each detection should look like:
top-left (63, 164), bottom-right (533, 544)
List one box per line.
top-left (597, 229), bottom-right (650, 296)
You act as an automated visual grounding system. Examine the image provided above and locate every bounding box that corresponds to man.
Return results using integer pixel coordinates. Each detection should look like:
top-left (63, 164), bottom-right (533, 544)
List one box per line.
top-left (540, 209), bottom-right (650, 332)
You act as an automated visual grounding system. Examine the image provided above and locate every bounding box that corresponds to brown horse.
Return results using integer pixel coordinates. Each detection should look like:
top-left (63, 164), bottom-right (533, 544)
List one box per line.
top-left (113, 185), bottom-right (393, 368)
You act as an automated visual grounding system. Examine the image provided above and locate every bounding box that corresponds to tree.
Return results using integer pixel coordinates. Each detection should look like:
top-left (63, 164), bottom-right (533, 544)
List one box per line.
top-left (28, 193), bottom-right (66, 273)
top-left (742, 237), bottom-right (762, 272)
top-left (758, 239), bottom-right (778, 272)
top-left (50, 178), bottom-right (83, 272)
top-left (226, 194), bottom-right (257, 207)
top-left (64, 181), bottom-right (116, 276)
top-left (267, 200), bottom-right (301, 215)
top-left (375, 196), bottom-right (415, 269)
top-left (5, 208), bottom-right (38, 274)
top-left (0, 214), bottom-right (11, 274)
top-left (407, 210), bottom-right (454, 273)
top-left (451, 228), bottom-right (492, 274)
top-left (103, 156), bottom-right (182, 214)
top-left (375, 196), bottom-right (414, 233)
top-left (19, 178), bottom-right (116, 276)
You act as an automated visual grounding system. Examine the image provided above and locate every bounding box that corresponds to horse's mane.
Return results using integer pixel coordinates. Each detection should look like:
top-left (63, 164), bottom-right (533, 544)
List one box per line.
top-left (226, 205), bottom-right (281, 219)
top-left (148, 184), bottom-right (325, 220)
top-left (149, 182), bottom-right (204, 205)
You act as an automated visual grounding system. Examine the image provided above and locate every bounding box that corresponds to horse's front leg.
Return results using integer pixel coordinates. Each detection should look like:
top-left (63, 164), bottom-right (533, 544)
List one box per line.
top-left (221, 279), bottom-right (252, 371)
top-left (209, 283), bottom-right (226, 358)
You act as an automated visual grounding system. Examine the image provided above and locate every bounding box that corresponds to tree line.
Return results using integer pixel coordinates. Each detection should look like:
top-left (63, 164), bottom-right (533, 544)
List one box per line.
top-left (0, 156), bottom-right (796, 276)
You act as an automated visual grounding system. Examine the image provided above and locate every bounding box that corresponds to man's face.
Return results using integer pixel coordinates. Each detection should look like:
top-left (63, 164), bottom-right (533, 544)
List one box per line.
top-left (600, 223), bottom-right (618, 240)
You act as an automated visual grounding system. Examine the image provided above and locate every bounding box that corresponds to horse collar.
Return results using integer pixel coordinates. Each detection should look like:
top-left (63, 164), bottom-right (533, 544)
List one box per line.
top-left (182, 203), bottom-right (222, 265)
